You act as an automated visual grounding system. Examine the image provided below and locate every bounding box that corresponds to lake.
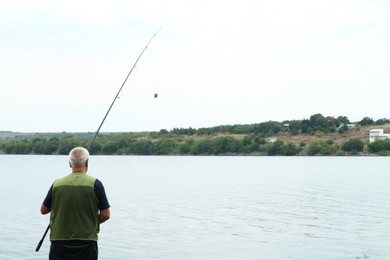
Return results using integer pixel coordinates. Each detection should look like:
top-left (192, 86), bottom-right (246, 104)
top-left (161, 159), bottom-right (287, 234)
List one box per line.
top-left (0, 155), bottom-right (389, 259)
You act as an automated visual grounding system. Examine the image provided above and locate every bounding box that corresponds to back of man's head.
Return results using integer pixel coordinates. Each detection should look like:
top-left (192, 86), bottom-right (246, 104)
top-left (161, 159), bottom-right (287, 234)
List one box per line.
top-left (69, 147), bottom-right (89, 168)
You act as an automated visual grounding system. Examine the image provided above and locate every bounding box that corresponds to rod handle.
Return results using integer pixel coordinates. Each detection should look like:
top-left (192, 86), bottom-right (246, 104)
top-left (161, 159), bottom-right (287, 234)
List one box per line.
top-left (36, 224), bottom-right (50, 252)
top-left (35, 239), bottom-right (44, 252)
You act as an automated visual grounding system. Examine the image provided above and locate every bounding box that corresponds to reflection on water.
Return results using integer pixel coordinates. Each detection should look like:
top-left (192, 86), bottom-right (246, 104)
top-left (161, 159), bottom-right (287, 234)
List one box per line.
top-left (1, 156), bottom-right (390, 259)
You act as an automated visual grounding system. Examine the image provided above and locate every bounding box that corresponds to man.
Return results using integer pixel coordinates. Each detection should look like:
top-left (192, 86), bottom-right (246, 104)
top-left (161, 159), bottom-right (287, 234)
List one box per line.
top-left (41, 147), bottom-right (110, 260)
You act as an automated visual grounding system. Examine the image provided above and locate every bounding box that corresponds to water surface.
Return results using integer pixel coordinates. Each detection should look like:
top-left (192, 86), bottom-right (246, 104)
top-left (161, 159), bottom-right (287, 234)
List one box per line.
top-left (0, 156), bottom-right (389, 259)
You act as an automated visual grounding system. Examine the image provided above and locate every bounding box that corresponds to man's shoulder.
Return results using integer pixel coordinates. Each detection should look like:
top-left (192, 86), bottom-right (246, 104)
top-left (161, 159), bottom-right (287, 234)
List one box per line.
top-left (53, 173), bottom-right (71, 185)
top-left (94, 178), bottom-right (104, 189)
top-left (53, 173), bottom-right (97, 187)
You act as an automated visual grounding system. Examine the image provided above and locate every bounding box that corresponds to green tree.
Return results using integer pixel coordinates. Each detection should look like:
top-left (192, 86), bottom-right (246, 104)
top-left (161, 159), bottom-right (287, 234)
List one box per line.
top-left (308, 141), bottom-right (322, 155)
top-left (57, 135), bottom-right (79, 155)
top-left (134, 140), bottom-right (153, 155)
top-left (301, 119), bottom-right (310, 134)
top-left (240, 136), bottom-right (258, 153)
top-left (43, 137), bottom-right (59, 154)
top-left (254, 121), bottom-right (282, 134)
top-left (342, 139), bottom-right (364, 152)
top-left (338, 124), bottom-right (348, 134)
top-left (319, 144), bottom-right (335, 155)
top-left (190, 140), bottom-right (211, 155)
top-left (32, 138), bottom-right (47, 154)
top-left (88, 142), bottom-right (103, 155)
top-left (3, 142), bottom-right (15, 154)
top-left (267, 141), bottom-right (284, 155)
top-left (287, 120), bottom-right (302, 135)
top-left (159, 129), bottom-right (169, 135)
top-left (309, 113), bottom-right (328, 129)
top-left (14, 141), bottom-right (31, 154)
top-left (336, 116), bottom-right (350, 125)
top-left (208, 136), bottom-right (240, 154)
top-left (368, 139), bottom-right (390, 153)
top-left (283, 143), bottom-right (300, 156)
top-left (152, 139), bottom-right (179, 155)
top-left (375, 118), bottom-right (390, 125)
top-left (307, 140), bottom-right (336, 155)
top-left (359, 117), bottom-right (374, 126)
top-left (179, 140), bottom-right (193, 154)
top-left (102, 141), bottom-right (119, 155)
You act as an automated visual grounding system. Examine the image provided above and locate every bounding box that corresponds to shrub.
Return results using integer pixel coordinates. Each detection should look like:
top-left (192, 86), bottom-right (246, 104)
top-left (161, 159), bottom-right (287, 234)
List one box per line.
top-left (368, 139), bottom-right (390, 153)
top-left (342, 139), bottom-right (364, 152)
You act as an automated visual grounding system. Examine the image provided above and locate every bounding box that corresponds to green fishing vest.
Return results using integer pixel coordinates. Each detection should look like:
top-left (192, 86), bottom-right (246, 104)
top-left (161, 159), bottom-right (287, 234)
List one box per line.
top-left (50, 172), bottom-right (99, 241)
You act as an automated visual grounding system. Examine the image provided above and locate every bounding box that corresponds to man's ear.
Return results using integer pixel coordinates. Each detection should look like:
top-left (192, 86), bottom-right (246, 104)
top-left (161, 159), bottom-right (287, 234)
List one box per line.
top-left (85, 159), bottom-right (89, 168)
top-left (69, 162), bottom-right (72, 168)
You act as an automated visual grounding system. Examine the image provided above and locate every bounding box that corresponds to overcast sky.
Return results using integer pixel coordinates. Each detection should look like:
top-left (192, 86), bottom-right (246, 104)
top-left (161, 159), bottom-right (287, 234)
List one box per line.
top-left (1, 0), bottom-right (389, 132)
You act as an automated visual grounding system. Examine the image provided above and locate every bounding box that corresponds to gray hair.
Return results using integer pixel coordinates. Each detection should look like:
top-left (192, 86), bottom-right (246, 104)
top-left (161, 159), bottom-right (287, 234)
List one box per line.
top-left (69, 147), bottom-right (90, 167)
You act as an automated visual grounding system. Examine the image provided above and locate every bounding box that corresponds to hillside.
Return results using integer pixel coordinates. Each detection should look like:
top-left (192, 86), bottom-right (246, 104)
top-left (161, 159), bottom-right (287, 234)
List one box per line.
top-left (278, 124), bottom-right (390, 146)
top-left (1, 123), bottom-right (390, 156)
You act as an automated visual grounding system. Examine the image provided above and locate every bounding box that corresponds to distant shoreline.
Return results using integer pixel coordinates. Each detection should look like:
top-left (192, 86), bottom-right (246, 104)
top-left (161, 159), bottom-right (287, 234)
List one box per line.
top-left (1, 122), bottom-right (389, 156)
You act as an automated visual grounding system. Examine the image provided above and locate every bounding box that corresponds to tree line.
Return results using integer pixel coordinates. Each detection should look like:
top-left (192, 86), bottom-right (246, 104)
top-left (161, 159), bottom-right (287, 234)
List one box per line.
top-left (1, 113), bottom-right (389, 156)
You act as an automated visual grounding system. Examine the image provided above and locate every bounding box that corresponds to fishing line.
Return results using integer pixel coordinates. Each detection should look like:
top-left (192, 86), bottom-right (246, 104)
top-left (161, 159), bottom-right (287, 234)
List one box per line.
top-left (35, 28), bottom-right (161, 252)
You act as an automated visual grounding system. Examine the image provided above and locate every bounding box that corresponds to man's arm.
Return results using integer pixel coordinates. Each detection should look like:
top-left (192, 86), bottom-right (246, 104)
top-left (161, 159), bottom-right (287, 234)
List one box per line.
top-left (99, 208), bottom-right (110, 223)
top-left (41, 185), bottom-right (53, 215)
top-left (95, 179), bottom-right (110, 223)
top-left (40, 204), bottom-right (51, 215)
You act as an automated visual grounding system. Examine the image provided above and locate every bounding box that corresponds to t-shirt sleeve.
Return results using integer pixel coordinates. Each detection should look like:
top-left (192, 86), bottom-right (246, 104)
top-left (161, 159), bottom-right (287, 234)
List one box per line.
top-left (43, 184), bottom-right (53, 208)
top-left (94, 179), bottom-right (110, 210)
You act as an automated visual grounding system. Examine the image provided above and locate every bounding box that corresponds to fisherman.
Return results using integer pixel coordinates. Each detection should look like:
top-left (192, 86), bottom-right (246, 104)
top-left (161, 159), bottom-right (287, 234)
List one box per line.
top-left (40, 147), bottom-right (110, 260)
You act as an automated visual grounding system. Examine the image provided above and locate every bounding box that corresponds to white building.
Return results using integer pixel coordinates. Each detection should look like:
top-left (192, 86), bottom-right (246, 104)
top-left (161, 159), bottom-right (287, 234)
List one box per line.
top-left (338, 123), bottom-right (356, 129)
top-left (369, 129), bottom-right (390, 143)
top-left (265, 137), bottom-right (277, 143)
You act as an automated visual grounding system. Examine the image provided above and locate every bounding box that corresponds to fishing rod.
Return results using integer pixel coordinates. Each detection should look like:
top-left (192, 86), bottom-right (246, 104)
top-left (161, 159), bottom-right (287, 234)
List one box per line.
top-left (35, 28), bottom-right (161, 252)
top-left (87, 28), bottom-right (161, 148)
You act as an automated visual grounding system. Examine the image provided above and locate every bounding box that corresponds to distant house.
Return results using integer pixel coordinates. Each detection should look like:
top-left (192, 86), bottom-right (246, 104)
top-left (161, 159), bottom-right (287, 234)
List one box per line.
top-left (338, 123), bottom-right (356, 129)
top-left (266, 137), bottom-right (277, 143)
top-left (369, 129), bottom-right (390, 143)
